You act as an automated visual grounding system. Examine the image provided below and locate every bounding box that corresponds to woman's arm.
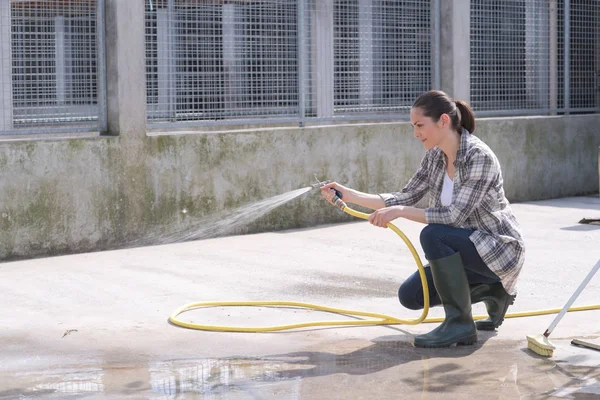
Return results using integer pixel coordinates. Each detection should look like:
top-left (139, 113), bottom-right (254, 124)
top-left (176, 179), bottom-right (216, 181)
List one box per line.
top-left (371, 150), bottom-right (499, 228)
top-left (321, 185), bottom-right (428, 226)
top-left (368, 205), bottom-right (427, 227)
top-left (321, 151), bottom-right (432, 211)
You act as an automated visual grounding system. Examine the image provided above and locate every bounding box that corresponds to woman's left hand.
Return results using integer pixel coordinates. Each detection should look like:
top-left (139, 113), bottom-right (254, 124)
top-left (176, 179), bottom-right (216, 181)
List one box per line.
top-left (368, 206), bottom-right (403, 228)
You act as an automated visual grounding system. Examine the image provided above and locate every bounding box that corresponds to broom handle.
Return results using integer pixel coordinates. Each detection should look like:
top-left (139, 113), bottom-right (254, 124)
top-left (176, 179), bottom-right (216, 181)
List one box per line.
top-left (544, 258), bottom-right (600, 337)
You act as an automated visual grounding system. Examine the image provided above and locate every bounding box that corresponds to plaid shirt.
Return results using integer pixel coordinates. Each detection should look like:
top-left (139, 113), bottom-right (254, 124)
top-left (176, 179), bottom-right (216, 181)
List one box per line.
top-left (380, 130), bottom-right (525, 295)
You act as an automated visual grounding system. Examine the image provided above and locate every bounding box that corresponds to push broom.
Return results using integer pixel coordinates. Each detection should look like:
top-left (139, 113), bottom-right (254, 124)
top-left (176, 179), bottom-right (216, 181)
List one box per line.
top-left (527, 258), bottom-right (600, 357)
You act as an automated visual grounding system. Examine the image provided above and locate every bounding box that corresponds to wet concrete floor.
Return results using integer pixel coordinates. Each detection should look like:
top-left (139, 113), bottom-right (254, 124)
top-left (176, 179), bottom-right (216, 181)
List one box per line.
top-left (1, 196), bottom-right (599, 399)
top-left (2, 338), bottom-right (600, 399)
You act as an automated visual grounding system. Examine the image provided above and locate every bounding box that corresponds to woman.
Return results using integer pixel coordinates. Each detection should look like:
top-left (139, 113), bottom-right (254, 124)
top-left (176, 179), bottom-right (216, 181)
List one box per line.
top-left (321, 90), bottom-right (525, 348)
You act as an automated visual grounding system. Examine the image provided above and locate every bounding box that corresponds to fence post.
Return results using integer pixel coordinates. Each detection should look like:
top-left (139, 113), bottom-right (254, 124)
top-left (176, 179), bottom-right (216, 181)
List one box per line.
top-left (431, 0), bottom-right (441, 90)
top-left (97, 0), bottom-right (107, 133)
top-left (311, 0), bottom-right (334, 118)
top-left (104, 0), bottom-right (147, 138)
top-left (0, 2), bottom-right (12, 132)
top-left (549, 0), bottom-right (558, 115)
top-left (563, 0), bottom-right (570, 114)
top-left (297, 0), bottom-right (307, 126)
top-left (440, 0), bottom-right (470, 102)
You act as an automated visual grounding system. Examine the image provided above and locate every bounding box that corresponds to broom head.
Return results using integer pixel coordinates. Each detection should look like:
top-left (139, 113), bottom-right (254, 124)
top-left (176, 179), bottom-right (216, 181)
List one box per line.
top-left (526, 334), bottom-right (555, 357)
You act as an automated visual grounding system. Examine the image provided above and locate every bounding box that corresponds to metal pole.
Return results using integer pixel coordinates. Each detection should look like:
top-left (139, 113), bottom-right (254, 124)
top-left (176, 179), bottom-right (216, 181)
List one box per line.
top-left (168, 0), bottom-right (176, 122)
top-left (431, 0), bottom-right (441, 89)
top-left (563, 0), bottom-right (570, 114)
top-left (97, 0), bottom-right (107, 132)
top-left (549, 0), bottom-right (557, 114)
top-left (297, 0), bottom-right (306, 126)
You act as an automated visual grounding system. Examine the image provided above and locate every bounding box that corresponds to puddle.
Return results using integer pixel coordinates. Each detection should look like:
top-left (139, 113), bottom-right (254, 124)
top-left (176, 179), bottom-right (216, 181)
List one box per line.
top-left (2, 339), bottom-right (600, 399)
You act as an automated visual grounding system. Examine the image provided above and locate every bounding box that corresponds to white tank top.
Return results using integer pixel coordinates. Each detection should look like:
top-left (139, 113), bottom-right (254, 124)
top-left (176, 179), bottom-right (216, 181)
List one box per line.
top-left (441, 172), bottom-right (454, 206)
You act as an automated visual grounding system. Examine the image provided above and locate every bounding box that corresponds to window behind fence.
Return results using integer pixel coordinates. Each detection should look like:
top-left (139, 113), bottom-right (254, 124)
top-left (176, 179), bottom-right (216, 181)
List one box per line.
top-left (145, 0), bottom-right (432, 127)
top-left (0, 0), bottom-right (103, 133)
top-left (471, 0), bottom-right (600, 115)
top-left (0, 1), bottom-right (597, 134)
top-left (334, 1), bottom-right (431, 115)
top-left (145, 0), bottom-right (299, 124)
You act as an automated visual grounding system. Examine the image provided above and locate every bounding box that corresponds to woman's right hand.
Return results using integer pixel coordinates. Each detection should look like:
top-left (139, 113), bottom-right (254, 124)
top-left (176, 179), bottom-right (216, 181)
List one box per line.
top-left (320, 181), bottom-right (351, 205)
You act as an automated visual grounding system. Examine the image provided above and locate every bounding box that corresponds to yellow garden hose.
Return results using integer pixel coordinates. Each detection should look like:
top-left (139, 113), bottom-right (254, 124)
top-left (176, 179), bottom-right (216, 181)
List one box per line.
top-left (169, 204), bottom-right (600, 332)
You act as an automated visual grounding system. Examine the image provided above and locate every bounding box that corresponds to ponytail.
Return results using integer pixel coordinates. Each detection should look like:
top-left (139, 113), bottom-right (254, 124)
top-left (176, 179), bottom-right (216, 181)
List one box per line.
top-left (455, 100), bottom-right (475, 134)
top-left (413, 90), bottom-right (476, 135)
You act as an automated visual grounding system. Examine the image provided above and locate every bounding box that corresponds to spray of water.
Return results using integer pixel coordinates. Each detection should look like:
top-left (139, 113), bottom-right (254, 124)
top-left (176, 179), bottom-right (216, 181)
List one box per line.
top-left (132, 186), bottom-right (314, 246)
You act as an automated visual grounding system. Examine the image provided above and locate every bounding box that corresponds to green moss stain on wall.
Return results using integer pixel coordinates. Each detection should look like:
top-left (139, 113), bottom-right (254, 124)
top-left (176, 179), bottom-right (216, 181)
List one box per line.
top-left (1, 182), bottom-right (73, 257)
top-left (0, 202), bottom-right (17, 258)
top-left (155, 135), bottom-right (177, 155)
top-left (24, 141), bottom-right (37, 159)
top-left (92, 187), bottom-right (127, 243)
top-left (68, 138), bottom-right (86, 152)
top-left (0, 117), bottom-right (598, 261)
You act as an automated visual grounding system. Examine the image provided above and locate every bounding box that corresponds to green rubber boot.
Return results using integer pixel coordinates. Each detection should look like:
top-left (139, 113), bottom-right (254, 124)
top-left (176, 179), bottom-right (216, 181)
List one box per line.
top-left (470, 283), bottom-right (516, 330)
top-left (413, 253), bottom-right (477, 348)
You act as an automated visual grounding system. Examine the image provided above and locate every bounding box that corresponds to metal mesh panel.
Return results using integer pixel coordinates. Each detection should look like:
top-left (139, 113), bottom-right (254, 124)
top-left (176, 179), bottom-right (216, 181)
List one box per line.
top-left (0, 0), bottom-right (103, 134)
top-left (553, 0), bottom-right (599, 113)
top-left (471, 0), bottom-right (600, 115)
top-left (333, 0), bottom-right (431, 115)
top-left (567, 0), bottom-right (600, 112)
top-left (145, 0), bottom-right (433, 126)
top-left (143, 0), bottom-right (597, 126)
top-left (145, 0), bottom-right (299, 125)
top-left (471, 0), bottom-right (551, 113)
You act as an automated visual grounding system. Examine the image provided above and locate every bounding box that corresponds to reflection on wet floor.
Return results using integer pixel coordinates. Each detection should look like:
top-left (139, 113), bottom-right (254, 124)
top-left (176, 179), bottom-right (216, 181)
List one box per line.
top-left (2, 338), bottom-right (600, 399)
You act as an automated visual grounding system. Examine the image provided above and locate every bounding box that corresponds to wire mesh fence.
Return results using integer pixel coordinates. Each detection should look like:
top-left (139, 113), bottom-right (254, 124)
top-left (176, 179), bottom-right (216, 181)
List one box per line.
top-left (145, 0), bottom-right (300, 125)
top-left (0, 0), bottom-right (105, 135)
top-left (471, 0), bottom-right (600, 116)
top-left (333, 0), bottom-right (431, 115)
top-left (566, 0), bottom-right (600, 112)
top-left (0, 0), bottom-right (597, 134)
top-left (144, 0), bottom-right (434, 127)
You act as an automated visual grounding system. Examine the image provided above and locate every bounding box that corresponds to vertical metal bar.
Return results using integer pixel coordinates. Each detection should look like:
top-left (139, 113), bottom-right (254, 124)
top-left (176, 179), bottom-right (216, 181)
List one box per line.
top-left (157, 7), bottom-right (168, 118)
top-left (525, 1), bottom-right (548, 112)
top-left (549, 0), bottom-right (557, 114)
top-left (0, 1), bottom-right (13, 132)
top-left (312, 0), bottom-right (334, 118)
top-left (168, 0), bottom-right (175, 121)
top-left (223, 4), bottom-right (236, 114)
top-left (55, 16), bottom-right (65, 106)
top-left (358, 0), bottom-right (373, 107)
top-left (297, 0), bottom-right (306, 126)
top-left (431, 0), bottom-right (440, 89)
top-left (563, 0), bottom-right (570, 114)
top-left (97, 0), bottom-right (107, 132)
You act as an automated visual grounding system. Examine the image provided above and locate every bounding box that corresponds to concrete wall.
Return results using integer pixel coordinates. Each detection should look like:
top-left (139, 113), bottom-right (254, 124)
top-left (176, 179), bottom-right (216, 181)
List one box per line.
top-left (0, 115), bottom-right (598, 261)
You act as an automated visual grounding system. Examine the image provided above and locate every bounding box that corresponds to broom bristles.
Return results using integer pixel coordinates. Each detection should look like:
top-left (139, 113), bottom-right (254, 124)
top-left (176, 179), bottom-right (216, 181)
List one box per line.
top-left (526, 334), bottom-right (555, 357)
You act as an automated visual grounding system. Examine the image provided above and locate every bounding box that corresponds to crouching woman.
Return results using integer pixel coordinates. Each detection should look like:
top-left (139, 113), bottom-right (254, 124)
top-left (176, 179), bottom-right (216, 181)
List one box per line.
top-left (321, 90), bottom-right (525, 348)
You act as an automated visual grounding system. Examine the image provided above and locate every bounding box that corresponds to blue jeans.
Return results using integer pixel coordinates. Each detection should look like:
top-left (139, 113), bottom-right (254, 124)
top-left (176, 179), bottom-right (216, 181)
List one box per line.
top-left (398, 224), bottom-right (500, 310)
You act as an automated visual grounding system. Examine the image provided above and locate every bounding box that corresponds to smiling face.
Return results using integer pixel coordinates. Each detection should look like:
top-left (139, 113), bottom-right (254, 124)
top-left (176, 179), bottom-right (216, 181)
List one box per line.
top-left (410, 107), bottom-right (449, 151)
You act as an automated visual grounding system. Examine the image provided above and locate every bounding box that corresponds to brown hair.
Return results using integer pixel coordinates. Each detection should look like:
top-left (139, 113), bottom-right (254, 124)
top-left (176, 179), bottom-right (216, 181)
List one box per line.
top-left (412, 90), bottom-right (475, 134)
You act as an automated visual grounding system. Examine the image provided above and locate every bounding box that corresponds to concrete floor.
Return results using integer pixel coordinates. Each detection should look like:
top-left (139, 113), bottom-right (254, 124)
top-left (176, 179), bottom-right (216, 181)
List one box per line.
top-left (1, 196), bottom-right (599, 399)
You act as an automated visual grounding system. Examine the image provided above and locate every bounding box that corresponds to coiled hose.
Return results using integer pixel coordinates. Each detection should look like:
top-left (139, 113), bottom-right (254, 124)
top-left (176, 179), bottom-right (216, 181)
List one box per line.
top-left (169, 203), bottom-right (600, 332)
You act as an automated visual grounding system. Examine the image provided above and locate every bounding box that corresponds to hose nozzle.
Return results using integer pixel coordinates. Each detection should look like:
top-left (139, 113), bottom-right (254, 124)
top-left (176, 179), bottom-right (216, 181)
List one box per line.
top-left (312, 176), bottom-right (347, 211)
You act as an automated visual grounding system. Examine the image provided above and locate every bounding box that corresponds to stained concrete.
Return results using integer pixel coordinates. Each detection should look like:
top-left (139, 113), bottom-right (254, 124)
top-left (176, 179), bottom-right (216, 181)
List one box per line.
top-left (0, 195), bottom-right (599, 399)
top-left (0, 115), bottom-right (598, 262)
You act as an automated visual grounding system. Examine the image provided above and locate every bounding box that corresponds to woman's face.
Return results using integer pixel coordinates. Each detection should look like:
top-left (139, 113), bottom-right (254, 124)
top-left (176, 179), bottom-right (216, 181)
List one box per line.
top-left (410, 107), bottom-right (447, 151)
